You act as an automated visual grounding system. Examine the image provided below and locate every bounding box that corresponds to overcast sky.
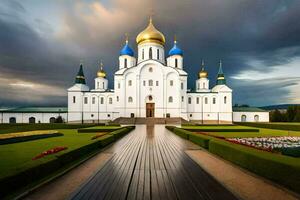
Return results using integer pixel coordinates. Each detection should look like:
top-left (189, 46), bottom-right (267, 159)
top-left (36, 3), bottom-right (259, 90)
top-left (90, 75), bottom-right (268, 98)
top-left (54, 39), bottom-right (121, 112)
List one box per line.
top-left (0, 0), bottom-right (299, 107)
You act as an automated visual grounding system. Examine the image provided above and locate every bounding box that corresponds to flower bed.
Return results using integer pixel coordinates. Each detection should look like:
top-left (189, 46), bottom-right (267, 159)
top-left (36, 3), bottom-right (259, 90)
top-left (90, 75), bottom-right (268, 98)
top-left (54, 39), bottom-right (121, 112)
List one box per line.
top-left (227, 136), bottom-right (300, 154)
top-left (32, 146), bottom-right (68, 160)
top-left (0, 130), bottom-right (63, 145)
top-left (0, 130), bottom-right (59, 139)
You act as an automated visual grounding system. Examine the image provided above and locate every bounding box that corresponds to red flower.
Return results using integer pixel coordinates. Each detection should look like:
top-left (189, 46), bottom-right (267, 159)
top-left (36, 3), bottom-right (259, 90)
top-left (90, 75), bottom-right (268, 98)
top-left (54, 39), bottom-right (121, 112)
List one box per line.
top-left (32, 146), bottom-right (68, 160)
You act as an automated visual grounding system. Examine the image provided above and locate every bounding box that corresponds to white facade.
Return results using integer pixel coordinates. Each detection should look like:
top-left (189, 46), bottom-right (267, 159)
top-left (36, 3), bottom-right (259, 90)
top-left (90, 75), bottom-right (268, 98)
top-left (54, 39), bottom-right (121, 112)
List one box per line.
top-left (233, 111), bottom-right (270, 122)
top-left (67, 18), bottom-right (235, 124)
top-left (0, 109), bottom-right (67, 124)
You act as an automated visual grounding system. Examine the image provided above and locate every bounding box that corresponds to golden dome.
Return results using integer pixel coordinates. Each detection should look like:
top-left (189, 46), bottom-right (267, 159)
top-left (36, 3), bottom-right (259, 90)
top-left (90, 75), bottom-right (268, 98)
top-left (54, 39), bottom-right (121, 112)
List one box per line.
top-left (199, 67), bottom-right (208, 78)
top-left (97, 62), bottom-right (106, 78)
top-left (136, 17), bottom-right (165, 45)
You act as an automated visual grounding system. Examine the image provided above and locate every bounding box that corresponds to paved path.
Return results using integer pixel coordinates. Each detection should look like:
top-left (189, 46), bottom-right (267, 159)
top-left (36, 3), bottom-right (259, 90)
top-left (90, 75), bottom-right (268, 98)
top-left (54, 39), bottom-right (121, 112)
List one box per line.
top-left (70, 125), bottom-right (238, 200)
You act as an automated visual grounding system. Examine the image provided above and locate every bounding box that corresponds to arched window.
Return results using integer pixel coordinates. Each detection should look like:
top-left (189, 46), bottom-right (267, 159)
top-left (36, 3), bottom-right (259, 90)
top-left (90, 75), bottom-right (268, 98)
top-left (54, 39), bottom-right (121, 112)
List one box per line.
top-left (128, 80), bottom-right (132, 86)
top-left (9, 117), bottom-right (16, 124)
top-left (118, 83), bottom-right (120, 89)
top-left (196, 97), bottom-right (199, 104)
top-left (116, 96), bottom-right (119, 102)
top-left (213, 97), bottom-right (216, 104)
top-left (181, 96), bottom-right (184, 102)
top-left (188, 97), bottom-right (192, 104)
top-left (102, 82), bottom-right (104, 89)
top-left (97, 82), bottom-right (99, 89)
top-left (124, 58), bottom-right (127, 68)
top-left (142, 49), bottom-right (144, 59)
top-left (198, 83), bottom-right (200, 90)
top-left (84, 97), bottom-right (88, 104)
top-left (149, 67), bottom-right (153, 72)
top-left (73, 96), bottom-right (76, 103)
top-left (92, 97), bottom-right (95, 104)
top-left (175, 58), bottom-right (178, 68)
top-left (109, 97), bottom-right (112, 104)
top-left (241, 115), bottom-right (247, 122)
top-left (254, 115), bottom-right (259, 122)
top-left (168, 96), bottom-right (173, 103)
top-left (203, 83), bottom-right (205, 88)
top-left (148, 80), bottom-right (153, 86)
top-left (49, 117), bottom-right (55, 123)
top-left (205, 97), bottom-right (208, 104)
top-left (149, 47), bottom-right (152, 59)
top-left (181, 82), bottom-right (184, 90)
top-left (100, 97), bottom-right (104, 104)
top-left (156, 81), bottom-right (159, 86)
top-left (224, 96), bottom-right (227, 104)
top-left (29, 117), bottom-right (36, 124)
top-left (128, 96), bottom-right (133, 103)
top-left (157, 49), bottom-right (159, 60)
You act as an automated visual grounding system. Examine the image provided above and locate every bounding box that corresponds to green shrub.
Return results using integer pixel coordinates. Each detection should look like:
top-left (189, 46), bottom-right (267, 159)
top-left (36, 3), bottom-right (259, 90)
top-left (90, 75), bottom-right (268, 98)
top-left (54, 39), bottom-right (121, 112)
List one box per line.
top-left (77, 127), bottom-right (122, 133)
top-left (173, 128), bottom-right (190, 139)
top-left (209, 139), bottom-right (300, 193)
top-left (165, 126), bottom-right (175, 131)
top-left (282, 147), bottom-right (300, 157)
top-left (0, 133), bottom-right (63, 145)
top-left (188, 133), bottom-right (212, 149)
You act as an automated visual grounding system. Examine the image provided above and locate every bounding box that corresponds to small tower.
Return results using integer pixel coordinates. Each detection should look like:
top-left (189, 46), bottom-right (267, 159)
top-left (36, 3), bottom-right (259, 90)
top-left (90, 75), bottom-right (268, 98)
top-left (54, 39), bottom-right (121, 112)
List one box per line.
top-left (119, 34), bottom-right (136, 69)
top-left (216, 60), bottom-right (226, 85)
top-left (196, 60), bottom-right (210, 92)
top-left (75, 63), bottom-right (86, 84)
top-left (67, 63), bottom-right (89, 122)
top-left (95, 61), bottom-right (108, 91)
top-left (167, 36), bottom-right (183, 69)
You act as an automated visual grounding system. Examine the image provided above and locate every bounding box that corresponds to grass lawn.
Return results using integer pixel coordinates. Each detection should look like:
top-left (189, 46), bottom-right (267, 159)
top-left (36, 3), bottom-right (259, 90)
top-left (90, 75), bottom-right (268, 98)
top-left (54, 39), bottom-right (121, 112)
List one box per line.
top-left (195, 128), bottom-right (300, 138)
top-left (235, 122), bottom-right (300, 131)
top-left (0, 128), bottom-right (105, 179)
top-left (181, 125), bottom-right (256, 129)
top-left (0, 123), bottom-right (97, 134)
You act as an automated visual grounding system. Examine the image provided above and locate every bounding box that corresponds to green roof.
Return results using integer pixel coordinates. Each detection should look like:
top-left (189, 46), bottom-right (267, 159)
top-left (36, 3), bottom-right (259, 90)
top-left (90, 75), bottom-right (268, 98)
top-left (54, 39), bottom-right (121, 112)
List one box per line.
top-left (1, 107), bottom-right (67, 113)
top-left (233, 107), bottom-right (268, 112)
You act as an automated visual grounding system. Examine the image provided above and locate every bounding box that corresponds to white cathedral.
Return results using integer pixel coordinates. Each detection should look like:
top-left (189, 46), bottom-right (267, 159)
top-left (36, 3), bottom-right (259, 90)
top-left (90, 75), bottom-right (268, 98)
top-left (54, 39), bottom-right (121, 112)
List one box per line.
top-left (67, 17), bottom-right (234, 124)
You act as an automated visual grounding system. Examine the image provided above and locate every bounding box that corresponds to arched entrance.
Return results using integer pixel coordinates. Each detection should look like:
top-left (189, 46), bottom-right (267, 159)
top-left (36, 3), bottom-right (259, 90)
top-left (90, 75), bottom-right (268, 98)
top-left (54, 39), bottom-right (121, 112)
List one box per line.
top-left (254, 115), bottom-right (259, 122)
top-left (241, 115), bottom-right (246, 122)
top-left (9, 117), bottom-right (16, 124)
top-left (29, 117), bottom-right (36, 123)
top-left (49, 117), bottom-right (56, 123)
top-left (146, 95), bottom-right (154, 117)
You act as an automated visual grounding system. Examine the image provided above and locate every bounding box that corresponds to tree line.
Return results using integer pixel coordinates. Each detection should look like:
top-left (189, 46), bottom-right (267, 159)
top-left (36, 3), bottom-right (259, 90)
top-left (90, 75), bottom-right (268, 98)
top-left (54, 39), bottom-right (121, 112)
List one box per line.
top-left (270, 105), bottom-right (300, 122)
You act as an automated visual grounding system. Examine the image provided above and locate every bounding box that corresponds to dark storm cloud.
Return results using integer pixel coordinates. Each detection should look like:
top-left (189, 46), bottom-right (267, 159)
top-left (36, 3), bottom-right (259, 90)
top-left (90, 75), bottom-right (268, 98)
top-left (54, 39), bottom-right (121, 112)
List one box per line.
top-left (0, 0), bottom-right (299, 106)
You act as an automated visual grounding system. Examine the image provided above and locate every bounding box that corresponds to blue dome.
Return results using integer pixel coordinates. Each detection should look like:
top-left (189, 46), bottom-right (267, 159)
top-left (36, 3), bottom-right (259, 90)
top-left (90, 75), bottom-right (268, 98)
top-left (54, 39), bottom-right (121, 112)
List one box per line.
top-left (168, 43), bottom-right (183, 56)
top-left (120, 43), bottom-right (134, 56)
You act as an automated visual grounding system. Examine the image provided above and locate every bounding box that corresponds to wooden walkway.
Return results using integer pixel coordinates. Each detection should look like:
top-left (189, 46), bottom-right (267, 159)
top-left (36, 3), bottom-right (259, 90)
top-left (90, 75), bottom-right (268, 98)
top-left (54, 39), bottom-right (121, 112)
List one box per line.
top-left (70, 125), bottom-right (238, 200)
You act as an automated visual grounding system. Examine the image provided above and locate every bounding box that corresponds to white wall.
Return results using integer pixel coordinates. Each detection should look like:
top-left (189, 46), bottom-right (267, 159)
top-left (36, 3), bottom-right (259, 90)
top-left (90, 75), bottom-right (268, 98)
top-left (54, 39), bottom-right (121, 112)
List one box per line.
top-left (233, 112), bottom-right (269, 122)
top-left (1, 113), bottom-right (67, 123)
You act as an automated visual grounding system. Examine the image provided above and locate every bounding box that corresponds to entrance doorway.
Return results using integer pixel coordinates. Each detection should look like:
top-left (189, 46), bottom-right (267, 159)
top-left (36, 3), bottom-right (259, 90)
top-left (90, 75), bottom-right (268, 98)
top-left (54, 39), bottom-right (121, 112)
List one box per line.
top-left (146, 103), bottom-right (155, 117)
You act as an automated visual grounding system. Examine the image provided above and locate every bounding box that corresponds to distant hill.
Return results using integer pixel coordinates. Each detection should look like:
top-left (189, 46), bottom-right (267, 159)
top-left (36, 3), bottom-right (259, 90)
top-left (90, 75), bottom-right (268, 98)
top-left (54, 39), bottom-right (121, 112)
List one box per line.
top-left (260, 104), bottom-right (300, 110)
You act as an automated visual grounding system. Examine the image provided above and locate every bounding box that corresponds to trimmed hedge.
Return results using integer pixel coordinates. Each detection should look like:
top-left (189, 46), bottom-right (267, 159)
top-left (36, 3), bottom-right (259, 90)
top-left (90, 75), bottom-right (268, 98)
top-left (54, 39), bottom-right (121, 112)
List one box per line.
top-left (188, 133), bottom-right (212, 149)
top-left (173, 128), bottom-right (190, 139)
top-left (0, 133), bottom-right (63, 145)
top-left (235, 122), bottom-right (300, 131)
top-left (77, 127), bottom-right (122, 133)
top-left (183, 128), bottom-right (259, 132)
top-left (0, 126), bottom-right (135, 198)
top-left (209, 139), bottom-right (300, 193)
top-left (282, 147), bottom-right (300, 157)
